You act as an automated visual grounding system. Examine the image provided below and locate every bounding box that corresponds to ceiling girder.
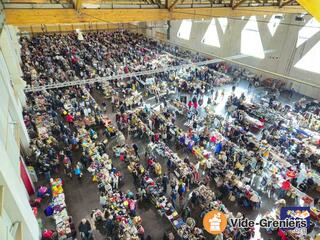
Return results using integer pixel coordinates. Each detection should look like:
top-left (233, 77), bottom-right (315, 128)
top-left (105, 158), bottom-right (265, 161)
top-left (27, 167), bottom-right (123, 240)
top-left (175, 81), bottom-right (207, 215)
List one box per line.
top-left (5, 7), bottom-right (305, 26)
top-left (168, 0), bottom-right (181, 10)
top-left (75, 0), bottom-right (82, 11)
top-left (232, 0), bottom-right (247, 9)
top-left (279, 0), bottom-right (296, 7)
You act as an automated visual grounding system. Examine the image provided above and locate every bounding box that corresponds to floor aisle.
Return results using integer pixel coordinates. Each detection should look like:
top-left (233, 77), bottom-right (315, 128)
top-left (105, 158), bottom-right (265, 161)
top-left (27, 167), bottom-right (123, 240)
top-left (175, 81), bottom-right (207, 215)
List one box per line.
top-left (91, 91), bottom-right (174, 239)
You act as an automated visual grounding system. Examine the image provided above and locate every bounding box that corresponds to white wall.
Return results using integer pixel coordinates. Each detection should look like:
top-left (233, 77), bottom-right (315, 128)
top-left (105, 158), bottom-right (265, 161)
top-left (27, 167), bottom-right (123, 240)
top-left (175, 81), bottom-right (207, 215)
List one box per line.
top-left (168, 15), bottom-right (320, 99)
top-left (146, 21), bottom-right (169, 40)
top-left (0, 25), bottom-right (40, 240)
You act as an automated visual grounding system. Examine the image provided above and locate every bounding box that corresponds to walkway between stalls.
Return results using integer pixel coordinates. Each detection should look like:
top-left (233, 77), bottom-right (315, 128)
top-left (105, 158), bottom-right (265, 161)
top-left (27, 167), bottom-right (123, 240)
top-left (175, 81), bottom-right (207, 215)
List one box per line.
top-left (90, 90), bottom-right (174, 239)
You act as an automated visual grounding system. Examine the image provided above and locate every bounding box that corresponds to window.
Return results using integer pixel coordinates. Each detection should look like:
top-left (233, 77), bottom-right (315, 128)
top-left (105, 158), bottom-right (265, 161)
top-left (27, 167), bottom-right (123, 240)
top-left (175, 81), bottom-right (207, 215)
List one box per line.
top-left (296, 18), bottom-right (320, 47)
top-left (9, 221), bottom-right (22, 240)
top-left (267, 14), bottom-right (282, 36)
top-left (15, 222), bottom-right (23, 240)
top-left (294, 41), bottom-right (320, 74)
top-left (177, 20), bottom-right (192, 40)
top-left (201, 19), bottom-right (220, 48)
top-left (241, 16), bottom-right (265, 59)
top-left (218, 18), bottom-right (228, 34)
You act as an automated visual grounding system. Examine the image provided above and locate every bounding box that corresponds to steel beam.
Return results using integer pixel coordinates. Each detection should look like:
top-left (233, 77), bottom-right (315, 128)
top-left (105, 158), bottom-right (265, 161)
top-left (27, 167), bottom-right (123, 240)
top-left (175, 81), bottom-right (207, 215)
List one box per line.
top-left (5, 7), bottom-right (305, 26)
top-left (75, 0), bottom-right (82, 11)
top-left (279, 0), bottom-right (295, 7)
top-left (169, 0), bottom-right (180, 10)
top-left (232, 0), bottom-right (247, 9)
top-left (165, 0), bottom-right (170, 8)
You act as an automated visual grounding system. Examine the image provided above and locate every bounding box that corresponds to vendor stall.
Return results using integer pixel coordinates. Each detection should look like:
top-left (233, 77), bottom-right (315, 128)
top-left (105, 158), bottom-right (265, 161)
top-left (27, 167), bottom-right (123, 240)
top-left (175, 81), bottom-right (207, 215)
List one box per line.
top-left (50, 178), bottom-right (76, 240)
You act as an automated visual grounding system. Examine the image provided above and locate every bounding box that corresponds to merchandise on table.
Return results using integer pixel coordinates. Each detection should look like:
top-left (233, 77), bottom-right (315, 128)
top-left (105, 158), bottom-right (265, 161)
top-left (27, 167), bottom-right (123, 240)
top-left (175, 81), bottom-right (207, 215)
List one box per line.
top-left (103, 191), bottom-right (141, 239)
top-left (50, 178), bottom-right (75, 240)
top-left (113, 143), bottom-right (205, 240)
top-left (148, 142), bottom-right (191, 178)
top-left (102, 82), bottom-right (113, 99)
top-left (155, 195), bottom-right (204, 239)
top-left (192, 185), bottom-right (215, 208)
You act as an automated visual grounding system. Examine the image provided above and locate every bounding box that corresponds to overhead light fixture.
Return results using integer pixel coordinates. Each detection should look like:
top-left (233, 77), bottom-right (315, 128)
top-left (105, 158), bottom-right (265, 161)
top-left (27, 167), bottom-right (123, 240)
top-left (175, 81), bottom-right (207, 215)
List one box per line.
top-left (194, 19), bottom-right (211, 23)
top-left (274, 15), bottom-right (284, 20)
top-left (295, 15), bottom-right (305, 22)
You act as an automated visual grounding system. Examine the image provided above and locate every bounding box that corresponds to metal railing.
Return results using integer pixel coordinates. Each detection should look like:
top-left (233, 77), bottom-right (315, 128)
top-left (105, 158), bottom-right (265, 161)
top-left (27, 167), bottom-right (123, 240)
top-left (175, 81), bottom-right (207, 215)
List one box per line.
top-left (25, 57), bottom-right (231, 92)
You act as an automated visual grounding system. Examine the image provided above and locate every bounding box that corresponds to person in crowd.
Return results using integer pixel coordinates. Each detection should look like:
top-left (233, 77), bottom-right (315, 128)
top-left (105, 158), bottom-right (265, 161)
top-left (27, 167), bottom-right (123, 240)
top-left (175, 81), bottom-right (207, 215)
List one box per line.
top-left (129, 198), bottom-right (137, 216)
top-left (99, 193), bottom-right (107, 208)
top-left (137, 225), bottom-right (145, 240)
top-left (132, 143), bottom-right (140, 159)
top-left (42, 229), bottom-right (57, 240)
top-left (105, 215), bottom-right (114, 236)
top-left (162, 174), bottom-right (169, 194)
top-left (181, 207), bottom-right (191, 220)
top-left (111, 172), bottom-right (119, 190)
top-left (170, 189), bottom-right (177, 208)
top-left (74, 163), bottom-right (83, 180)
top-left (78, 218), bottom-right (93, 240)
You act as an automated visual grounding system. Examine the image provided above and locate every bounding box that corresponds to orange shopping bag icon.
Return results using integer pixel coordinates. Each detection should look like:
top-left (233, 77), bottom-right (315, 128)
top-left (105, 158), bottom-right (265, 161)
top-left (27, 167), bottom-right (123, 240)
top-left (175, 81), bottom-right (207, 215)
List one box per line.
top-left (203, 210), bottom-right (228, 235)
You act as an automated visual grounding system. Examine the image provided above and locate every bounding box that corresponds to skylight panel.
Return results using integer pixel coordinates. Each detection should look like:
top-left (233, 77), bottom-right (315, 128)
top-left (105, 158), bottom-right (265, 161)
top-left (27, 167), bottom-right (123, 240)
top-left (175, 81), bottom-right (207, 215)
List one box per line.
top-left (177, 20), bottom-right (192, 40)
top-left (201, 19), bottom-right (220, 48)
top-left (267, 14), bottom-right (282, 36)
top-left (296, 18), bottom-right (320, 47)
top-left (295, 41), bottom-right (320, 74)
top-left (241, 16), bottom-right (265, 59)
top-left (218, 18), bottom-right (228, 34)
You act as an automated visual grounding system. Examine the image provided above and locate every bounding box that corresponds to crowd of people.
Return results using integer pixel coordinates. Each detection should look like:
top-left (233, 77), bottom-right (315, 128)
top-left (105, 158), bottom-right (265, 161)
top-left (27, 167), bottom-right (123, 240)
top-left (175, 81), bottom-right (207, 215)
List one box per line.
top-left (20, 30), bottom-right (320, 240)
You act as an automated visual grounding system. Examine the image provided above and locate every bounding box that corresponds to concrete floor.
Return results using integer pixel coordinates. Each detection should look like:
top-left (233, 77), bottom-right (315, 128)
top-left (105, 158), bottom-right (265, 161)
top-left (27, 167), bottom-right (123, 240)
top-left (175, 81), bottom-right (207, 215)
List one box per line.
top-left (34, 80), bottom-right (317, 240)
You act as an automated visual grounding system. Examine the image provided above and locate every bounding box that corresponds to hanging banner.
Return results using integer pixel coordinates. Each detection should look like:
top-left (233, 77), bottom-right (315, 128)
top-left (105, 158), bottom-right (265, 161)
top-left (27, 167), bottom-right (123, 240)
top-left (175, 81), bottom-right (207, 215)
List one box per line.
top-left (20, 158), bottom-right (35, 196)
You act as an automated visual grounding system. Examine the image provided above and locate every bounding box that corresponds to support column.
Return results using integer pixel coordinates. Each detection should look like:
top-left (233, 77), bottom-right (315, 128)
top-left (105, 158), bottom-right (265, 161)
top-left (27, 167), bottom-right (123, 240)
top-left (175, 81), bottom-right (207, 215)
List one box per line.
top-left (74, 0), bottom-right (82, 12)
top-left (0, 27), bottom-right (30, 152)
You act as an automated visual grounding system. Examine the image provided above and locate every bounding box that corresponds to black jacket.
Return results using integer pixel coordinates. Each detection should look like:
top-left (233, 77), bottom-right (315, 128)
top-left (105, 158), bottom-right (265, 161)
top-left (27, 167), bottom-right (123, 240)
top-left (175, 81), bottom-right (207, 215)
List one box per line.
top-left (78, 221), bottom-right (92, 234)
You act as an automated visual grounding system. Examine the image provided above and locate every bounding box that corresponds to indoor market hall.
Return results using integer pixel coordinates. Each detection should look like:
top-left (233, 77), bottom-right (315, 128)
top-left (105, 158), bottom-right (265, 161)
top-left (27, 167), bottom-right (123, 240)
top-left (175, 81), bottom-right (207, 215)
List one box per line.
top-left (0, 2), bottom-right (320, 240)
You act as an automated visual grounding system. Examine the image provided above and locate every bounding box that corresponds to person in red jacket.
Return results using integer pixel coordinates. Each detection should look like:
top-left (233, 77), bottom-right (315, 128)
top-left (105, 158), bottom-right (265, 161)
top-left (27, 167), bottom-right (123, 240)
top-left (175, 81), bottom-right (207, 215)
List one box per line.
top-left (146, 157), bottom-right (154, 170)
top-left (279, 179), bottom-right (291, 198)
top-left (193, 101), bottom-right (198, 110)
top-left (153, 132), bottom-right (160, 142)
top-left (277, 229), bottom-right (288, 240)
top-left (66, 114), bottom-right (74, 127)
top-left (188, 100), bottom-right (193, 109)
